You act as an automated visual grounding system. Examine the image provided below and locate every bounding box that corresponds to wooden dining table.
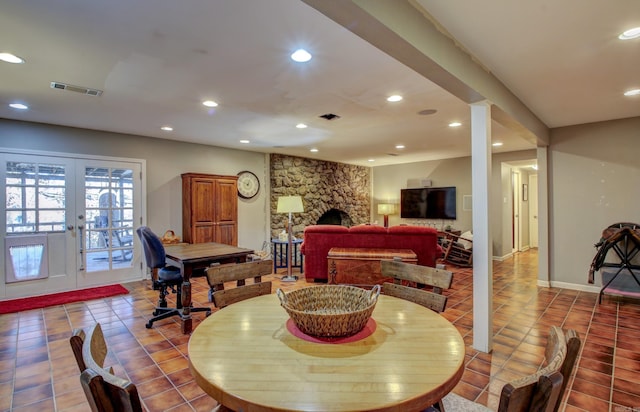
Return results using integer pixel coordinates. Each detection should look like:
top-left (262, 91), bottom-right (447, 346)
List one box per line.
top-left (164, 242), bottom-right (254, 334)
top-left (188, 292), bottom-right (465, 412)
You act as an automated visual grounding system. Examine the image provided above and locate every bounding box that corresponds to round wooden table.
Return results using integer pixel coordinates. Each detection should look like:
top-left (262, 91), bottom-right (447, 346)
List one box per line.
top-left (188, 293), bottom-right (465, 412)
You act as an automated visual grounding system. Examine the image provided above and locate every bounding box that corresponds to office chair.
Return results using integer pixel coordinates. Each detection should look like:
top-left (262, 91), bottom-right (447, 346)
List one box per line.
top-left (136, 226), bottom-right (211, 329)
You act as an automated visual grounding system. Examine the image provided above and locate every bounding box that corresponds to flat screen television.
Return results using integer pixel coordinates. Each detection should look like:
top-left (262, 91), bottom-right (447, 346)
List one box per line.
top-left (400, 186), bottom-right (457, 220)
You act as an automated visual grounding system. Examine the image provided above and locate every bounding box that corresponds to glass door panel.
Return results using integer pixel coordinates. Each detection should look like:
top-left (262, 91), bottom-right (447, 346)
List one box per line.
top-left (84, 166), bottom-right (135, 273)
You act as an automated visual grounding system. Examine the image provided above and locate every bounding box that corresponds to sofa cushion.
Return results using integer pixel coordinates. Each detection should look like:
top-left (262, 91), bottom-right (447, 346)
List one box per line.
top-left (349, 225), bottom-right (388, 234)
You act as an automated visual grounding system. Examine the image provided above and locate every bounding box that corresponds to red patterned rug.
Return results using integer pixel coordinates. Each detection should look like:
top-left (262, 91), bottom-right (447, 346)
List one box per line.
top-left (0, 284), bottom-right (129, 314)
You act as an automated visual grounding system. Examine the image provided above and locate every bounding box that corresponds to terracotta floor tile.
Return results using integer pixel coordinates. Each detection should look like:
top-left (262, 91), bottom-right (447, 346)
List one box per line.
top-left (11, 384), bottom-right (53, 408)
top-left (2, 249), bottom-right (640, 411)
top-left (567, 384), bottom-right (613, 411)
top-left (10, 398), bottom-right (55, 412)
top-left (142, 388), bottom-right (187, 412)
top-left (612, 389), bottom-right (640, 409)
top-left (189, 394), bottom-right (220, 412)
top-left (571, 376), bottom-right (610, 401)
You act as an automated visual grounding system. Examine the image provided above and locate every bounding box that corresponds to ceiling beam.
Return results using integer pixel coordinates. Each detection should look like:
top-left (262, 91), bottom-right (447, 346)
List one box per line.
top-left (302, 0), bottom-right (549, 146)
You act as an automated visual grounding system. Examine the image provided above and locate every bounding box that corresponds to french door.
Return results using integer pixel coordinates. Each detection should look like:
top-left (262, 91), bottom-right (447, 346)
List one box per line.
top-left (1, 151), bottom-right (144, 299)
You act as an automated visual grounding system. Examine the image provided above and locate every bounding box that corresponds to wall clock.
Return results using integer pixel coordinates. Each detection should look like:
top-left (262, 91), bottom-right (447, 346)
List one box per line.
top-left (237, 170), bottom-right (260, 199)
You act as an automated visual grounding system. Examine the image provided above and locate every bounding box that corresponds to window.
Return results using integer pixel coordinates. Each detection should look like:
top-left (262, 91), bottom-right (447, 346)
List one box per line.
top-left (5, 162), bottom-right (66, 233)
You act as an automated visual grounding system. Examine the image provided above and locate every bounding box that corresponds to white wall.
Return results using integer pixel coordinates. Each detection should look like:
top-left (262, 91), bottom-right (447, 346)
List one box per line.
top-left (0, 119), bottom-right (270, 252)
top-left (372, 157), bottom-right (473, 232)
top-left (372, 150), bottom-right (536, 258)
top-left (549, 116), bottom-right (640, 287)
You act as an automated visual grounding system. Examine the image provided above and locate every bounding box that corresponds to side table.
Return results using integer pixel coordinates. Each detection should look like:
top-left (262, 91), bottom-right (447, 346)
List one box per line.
top-left (271, 238), bottom-right (304, 274)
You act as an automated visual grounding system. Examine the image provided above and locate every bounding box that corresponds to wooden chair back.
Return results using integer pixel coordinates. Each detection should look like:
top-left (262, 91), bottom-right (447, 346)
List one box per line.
top-left (205, 259), bottom-right (273, 308)
top-left (556, 329), bottom-right (581, 411)
top-left (380, 259), bottom-right (453, 312)
top-left (499, 325), bottom-right (579, 412)
top-left (70, 323), bottom-right (142, 412)
top-left (442, 326), bottom-right (580, 412)
top-left (70, 328), bottom-right (86, 372)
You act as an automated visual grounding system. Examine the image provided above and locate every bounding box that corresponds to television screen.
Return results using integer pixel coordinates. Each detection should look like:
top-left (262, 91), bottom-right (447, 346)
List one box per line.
top-left (400, 186), bottom-right (457, 220)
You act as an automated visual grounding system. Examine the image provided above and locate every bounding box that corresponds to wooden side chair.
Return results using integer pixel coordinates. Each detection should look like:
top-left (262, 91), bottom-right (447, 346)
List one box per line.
top-left (69, 323), bottom-right (143, 412)
top-left (439, 326), bottom-right (581, 412)
top-left (380, 259), bottom-right (453, 313)
top-left (205, 259), bottom-right (273, 308)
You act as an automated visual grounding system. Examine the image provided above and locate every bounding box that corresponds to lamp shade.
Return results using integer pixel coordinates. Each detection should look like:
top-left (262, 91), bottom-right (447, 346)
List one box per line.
top-left (377, 203), bottom-right (395, 215)
top-left (277, 196), bottom-right (304, 213)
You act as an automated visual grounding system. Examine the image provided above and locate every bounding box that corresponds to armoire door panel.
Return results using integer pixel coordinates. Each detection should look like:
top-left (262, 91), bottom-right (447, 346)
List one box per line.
top-left (192, 179), bottom-right (215, 223)
top-left (215, 179), bottom-right (238, 223)
top-left (194, 225), bottom-right (215, 243)
top-left (216, 223), bottom-right (238, 246)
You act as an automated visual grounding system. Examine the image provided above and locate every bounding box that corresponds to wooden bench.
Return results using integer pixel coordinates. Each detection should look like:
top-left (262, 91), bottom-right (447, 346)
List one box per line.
top-left (327, 247), bottom-right (417, 287)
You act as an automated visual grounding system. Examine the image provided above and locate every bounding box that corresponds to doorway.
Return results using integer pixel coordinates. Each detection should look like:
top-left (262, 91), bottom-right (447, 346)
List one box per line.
top-left (1, 151), bottom-right (144, 299)
top-left (511, 170), bottom-right (521, 253)
top-left (529, 174), bottom-right (539, 248)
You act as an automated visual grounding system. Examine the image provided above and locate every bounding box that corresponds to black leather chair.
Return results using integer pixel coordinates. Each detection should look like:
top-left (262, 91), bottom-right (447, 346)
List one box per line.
top-left (136, 226), bottom-right (211, 329)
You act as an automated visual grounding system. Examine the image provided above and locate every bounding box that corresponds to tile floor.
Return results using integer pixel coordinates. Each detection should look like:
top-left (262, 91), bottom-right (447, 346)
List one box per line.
top-left (1, 250), bottom-right (639, 411)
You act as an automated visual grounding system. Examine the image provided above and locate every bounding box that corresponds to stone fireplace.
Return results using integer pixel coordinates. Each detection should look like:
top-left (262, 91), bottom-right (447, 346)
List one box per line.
top-left (270, 154), bottom-right (370, 239)
top-left (316, 208), bottom-right (352, 226)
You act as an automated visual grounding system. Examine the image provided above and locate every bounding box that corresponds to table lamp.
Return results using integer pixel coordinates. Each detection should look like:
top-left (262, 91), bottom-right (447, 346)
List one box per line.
top-left (377, 203), bottom-right (395, 228)
top-left (277, 195), bottom-right (304, 282)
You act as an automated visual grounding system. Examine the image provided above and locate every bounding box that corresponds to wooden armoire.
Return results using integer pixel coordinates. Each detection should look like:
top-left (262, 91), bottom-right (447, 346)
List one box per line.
top-left (181, 173), bottom-right (238, 245)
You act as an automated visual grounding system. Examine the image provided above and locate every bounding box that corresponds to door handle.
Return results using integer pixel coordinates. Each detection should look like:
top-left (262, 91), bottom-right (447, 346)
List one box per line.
top-left (67, 224), bottom-right (74, 231)
top-left (78, 224), bottom-right (85, 271)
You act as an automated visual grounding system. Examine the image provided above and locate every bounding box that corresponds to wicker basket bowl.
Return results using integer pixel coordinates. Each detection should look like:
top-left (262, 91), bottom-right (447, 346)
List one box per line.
top-left (277, 285), bottom-right (380, 337)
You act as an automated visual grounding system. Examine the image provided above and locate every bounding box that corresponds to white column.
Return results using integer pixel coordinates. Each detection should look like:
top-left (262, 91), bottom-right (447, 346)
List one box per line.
top-left (471, 101), bottom-right (493, 353)
top-left (536, 147), bottom-right (549, 285)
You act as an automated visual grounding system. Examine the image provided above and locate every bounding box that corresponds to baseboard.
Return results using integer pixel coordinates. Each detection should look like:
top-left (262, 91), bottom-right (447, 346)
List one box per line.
top-left (537, 279), bottom-right (550, 288)
top-left (493, 252), bottom-right (513, 262)
top-left (549, 281), bottom-right (602, 294)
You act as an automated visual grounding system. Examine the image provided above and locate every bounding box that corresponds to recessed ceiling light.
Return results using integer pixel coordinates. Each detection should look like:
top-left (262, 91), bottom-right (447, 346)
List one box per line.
top-left (387, 95), bottom-right (403, 102)
top-left (202, 100), bottom-right (218, 107)
top-left (239, 140), bottom-right (250, 144)
top-left (291, 49), bottom-right (312, 63)
top-left (619, 27), bottom-right (640, 40)
top-left (368, 159), bottom-right (375, 162)
top-left (161, 126), bottom-right (173, 132)
top-left (418, 109), bottom-right (437, 116)
top-left (623, 88), bottom-right (640, 96)
top-left (9, 103), bottom-right (28, 110)
top-left (395, 144), bottom-right (405, 149)
top-left (310, 148), bottom-right (318, 153)
top-left (449, 122), bottom-right (462, 127)
top-left (0, 53), bottom-right (25, 64)
top-left (492, 142), bottom-right (503, 147)
top-left (296, 123), bottom-right (308, 129)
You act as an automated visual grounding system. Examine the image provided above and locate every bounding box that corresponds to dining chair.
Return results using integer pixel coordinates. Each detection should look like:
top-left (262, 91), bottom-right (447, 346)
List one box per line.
top-left (380, 259), bottom-right (453, 313)
top-left (69, 323), bottom-right (143, 412)
top-left (137, 226), bottom-right (211, 328)
top-left (205, 259), bottom-right (273, 308)
top-left (438, 326), bottom-right (581, 412)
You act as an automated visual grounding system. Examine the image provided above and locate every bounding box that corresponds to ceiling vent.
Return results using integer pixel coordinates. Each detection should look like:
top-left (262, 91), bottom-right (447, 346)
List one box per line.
top-left (50, 81), bottom-right (103, 97)
top-left (319, 113), bottom-right (340, 121)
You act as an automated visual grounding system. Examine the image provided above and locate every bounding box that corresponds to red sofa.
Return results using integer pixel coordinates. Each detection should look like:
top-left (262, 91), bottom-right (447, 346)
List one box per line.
top-left (300, 224), bottom-right (440, 282)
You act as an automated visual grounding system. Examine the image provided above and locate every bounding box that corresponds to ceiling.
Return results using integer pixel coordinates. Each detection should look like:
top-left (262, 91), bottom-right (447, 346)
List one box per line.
top-left (0, 0), bottom-right (638, 167)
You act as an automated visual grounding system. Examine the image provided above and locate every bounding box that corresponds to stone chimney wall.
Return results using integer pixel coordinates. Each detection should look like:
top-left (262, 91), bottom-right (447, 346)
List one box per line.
top-left (270, 154), bottom-right (371, 238)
